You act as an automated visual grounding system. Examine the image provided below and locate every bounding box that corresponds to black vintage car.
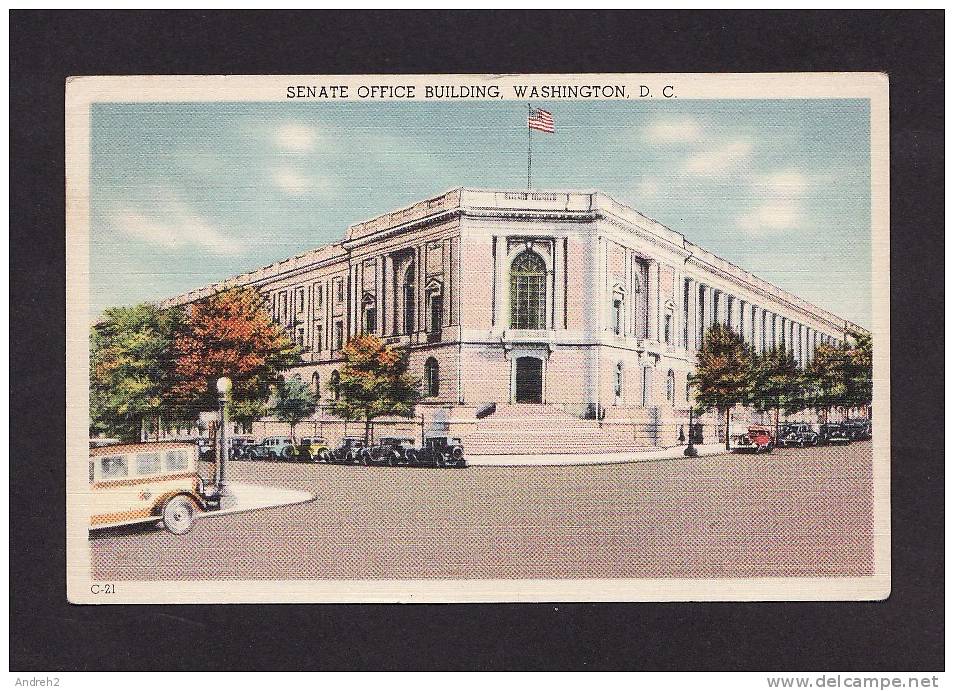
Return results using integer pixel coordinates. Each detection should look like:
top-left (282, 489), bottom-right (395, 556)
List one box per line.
top-left (362, 437), bottom-right (418, 466)
top-left (777, 423), bottom-right (820, 448)
top-left (417, 436), bottom-right (467, 468)
top-left (819, 423), bottom-right (853, 445)
top-left (330, 437), bottom-right (367, 464)
top-left (843, 420), bottom-right (872, 441)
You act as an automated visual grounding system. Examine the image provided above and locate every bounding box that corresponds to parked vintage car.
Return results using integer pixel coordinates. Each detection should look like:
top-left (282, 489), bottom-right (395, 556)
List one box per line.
top-left (246, 436), bottom-right (297, 461)
top-left (730, 426), bottom-right (775, 453)
top-left (196, 438), bottom-right (216, 462)
top-left (297, 436), bottom-right (331, 463)
top-left (777, 423), bottom-right (820, 448)
top-left (227, 436), bottom-right (257, 460)
top-left (362, 437), bottom-right (418, 466)
top-left (819, 423), bottom-right (853, 445)
top-left (89, 441), bottom-right (220, 535)
top-left (417, 435), bottom-right (467, 468)
top-left (329, 437), bottom-right (368, 464)
top-left (843, 419), bottom-right (872, 441)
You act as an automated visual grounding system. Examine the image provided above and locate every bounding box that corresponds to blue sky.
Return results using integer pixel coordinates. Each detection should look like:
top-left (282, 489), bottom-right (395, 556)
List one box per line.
top-left (90, 99), bottom-right (871, 325)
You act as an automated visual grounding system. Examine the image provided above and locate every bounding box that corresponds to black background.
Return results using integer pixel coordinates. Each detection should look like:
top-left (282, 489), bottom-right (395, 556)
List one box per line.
top-left (10, 10), bottom-right (944, 671)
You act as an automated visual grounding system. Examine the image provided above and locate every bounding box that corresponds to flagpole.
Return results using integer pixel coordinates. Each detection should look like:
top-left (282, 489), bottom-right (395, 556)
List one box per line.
top-left (527, 103), bottom-right (532, 190)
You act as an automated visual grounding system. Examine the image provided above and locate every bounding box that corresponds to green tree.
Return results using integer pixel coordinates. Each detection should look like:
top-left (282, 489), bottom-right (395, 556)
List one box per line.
top-left (269, 376), bottom-right (317, 442)
top-left (750, 345), bottom-right (802, 439)
top-left (804, 341), bottom-right (846, 422)
top-left (90, 303), bottom-right (183, 441)
top-left (688, 323), bottom-right (752, 450)
top-left (846, 329), bottom-right (873, 418)
top-left (326, 334), bottom-right (422, 445)
top-left (169, 286), bottom-right (301, 425)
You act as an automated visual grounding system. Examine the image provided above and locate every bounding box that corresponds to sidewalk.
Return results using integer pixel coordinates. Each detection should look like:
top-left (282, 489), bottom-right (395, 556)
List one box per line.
top-left (196, 482), bottom-right (315, 520)
top-left (467, 443), bottom-right (727, 467)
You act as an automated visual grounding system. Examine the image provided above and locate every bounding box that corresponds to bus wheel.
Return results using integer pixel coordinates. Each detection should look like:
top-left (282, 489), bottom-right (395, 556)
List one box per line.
top-left (162, 496), bottom-right (196, 535)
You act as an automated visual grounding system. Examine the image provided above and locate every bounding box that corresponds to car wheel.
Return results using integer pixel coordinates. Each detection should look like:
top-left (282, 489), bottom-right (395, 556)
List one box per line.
top-left (162, 495), bottom-right (197, 535)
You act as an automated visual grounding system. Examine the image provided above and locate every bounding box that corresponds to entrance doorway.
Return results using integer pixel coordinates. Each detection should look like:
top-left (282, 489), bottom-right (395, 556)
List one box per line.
top-left (514, 356), bottom-right (543, 403)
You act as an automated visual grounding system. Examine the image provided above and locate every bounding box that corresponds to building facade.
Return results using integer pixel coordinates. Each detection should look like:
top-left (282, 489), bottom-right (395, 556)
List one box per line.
top-left (162, 188), bottom-right (865, 452)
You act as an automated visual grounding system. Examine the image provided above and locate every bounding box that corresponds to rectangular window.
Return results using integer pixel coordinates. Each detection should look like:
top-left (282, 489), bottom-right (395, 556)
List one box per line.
top-left (613, 299), bottom-right (622, 335)
top-left (297, 328), bottom-right (305, 346)
top-left (135, 452), bottom-right (161, 475)
top-left (335, 279), bottom-right (344, 303)
top-left (296, 288), bottom-right (305, 313)
top-left (316, 325), bottom-right (323, 352)
top-left (315, 284), bottom-right (323, 310)
top-left (664, 312), bottom-right (672, 344)
top-left (429, 294), bottom-right (442, 333)
top-left (364, 307), bottom-right (376, 334)
top-left (99, 455), bottom-right (128, 479)
top-left (165, 450), bottom-right (189, 471)
top-left (334, 321), bottom-right (344, 350)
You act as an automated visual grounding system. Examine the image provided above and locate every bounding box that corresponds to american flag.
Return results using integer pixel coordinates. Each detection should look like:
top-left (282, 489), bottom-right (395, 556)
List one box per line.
top-left (528, 107), bottom-right (554, 133)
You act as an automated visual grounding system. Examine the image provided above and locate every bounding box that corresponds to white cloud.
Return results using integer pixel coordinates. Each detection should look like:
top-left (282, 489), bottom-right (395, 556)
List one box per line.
top-left (113, 199), bottom-right (244, 255)
top-left (273, 122), bottom-right (318, 152)
top-left (644, 117), bottom-right (702, 143)
top-left (682, 140), bottom-right (753, 176)
top-left (737, 200), bottom-right (802, 235)
top-left (269, 166), bottom-right (334, 196)
top-left (750, 169), bottom-right (809, 197)
top-left (737, 168), bottom-right (811, 235)
top-left (635, 178), bottom-right (660, 198)
top-left (270, 167), bottom-right (313, 194)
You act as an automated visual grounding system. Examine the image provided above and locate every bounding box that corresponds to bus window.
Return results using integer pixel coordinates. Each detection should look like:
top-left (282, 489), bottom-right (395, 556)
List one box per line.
top-left (100, 455), bottom-right (128, 479)
top-left (165, 449), bottom-right (189, 471)
top-left (136, 452), bottom-right (161, 475)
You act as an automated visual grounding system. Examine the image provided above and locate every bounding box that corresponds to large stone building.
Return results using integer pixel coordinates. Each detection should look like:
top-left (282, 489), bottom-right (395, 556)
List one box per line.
top-left (162, 188), bottom-right (864, 453)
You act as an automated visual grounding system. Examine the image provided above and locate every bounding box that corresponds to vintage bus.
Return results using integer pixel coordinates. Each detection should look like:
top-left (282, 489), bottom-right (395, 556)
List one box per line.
top-left (88, 441), bottom-right (220, 535)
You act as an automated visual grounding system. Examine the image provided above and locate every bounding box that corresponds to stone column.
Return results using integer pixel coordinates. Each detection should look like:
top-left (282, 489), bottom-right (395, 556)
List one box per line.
top-left (647, 260), bottom-right (660, 341)
top-left (492, 236), bottom-right (506, 330)
top-left (554, 237), bottom-right (565, 331)
top-left (686, 278), bottom-right (696, 350)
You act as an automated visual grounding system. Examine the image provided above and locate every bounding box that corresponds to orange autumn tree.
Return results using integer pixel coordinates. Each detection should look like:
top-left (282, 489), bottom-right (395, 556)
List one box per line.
top-left (170, 286), bottom-right (302, 427)
top-left (326, 334), bottom-right (422, 445)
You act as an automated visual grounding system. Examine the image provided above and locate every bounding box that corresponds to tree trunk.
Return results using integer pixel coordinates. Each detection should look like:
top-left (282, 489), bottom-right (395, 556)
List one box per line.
top-left (725, 407), bottom-right (731, 450)
top-left (364, 416), bottom-right (371, 446)
top-left (774, 408), bottom-right (780, 441)
top-left (289, 421), bottom-right (296, 443)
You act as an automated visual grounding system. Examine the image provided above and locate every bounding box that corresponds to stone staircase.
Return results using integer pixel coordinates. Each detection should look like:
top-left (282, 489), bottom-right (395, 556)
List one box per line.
top-left (464, 403), bottom-right (660, 455)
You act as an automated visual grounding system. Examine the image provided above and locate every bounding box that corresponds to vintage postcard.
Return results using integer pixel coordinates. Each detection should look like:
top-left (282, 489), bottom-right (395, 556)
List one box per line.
top-left (66, 73), bottom-right (889, 603)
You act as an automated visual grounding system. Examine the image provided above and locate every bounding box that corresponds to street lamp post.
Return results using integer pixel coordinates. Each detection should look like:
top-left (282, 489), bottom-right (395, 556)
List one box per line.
top-left (216, 376), bottom-right (235, 508)
top-left (685, 384), bottom-right (698, 458)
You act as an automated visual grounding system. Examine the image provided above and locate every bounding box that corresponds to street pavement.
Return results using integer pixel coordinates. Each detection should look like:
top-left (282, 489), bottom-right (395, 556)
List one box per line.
top-left (91, 441), bottom-right (873, 581)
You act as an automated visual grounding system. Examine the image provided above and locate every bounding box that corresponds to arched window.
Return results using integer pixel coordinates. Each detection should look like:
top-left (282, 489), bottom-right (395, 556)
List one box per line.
top-left (424, 357), bottom-right (439, 397)
top-left (311, 372), bottom-right (320, 397)
top-left (667, 369), bottom-right (676, 404)
top-left (402, 264), bottom-right (416, 335)
top-left (330, 370), bottom-right (340, 401)
top-left (510, 250), bottom-right (546, 330)
top-left (614, 362), bottom-right (624, 399)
